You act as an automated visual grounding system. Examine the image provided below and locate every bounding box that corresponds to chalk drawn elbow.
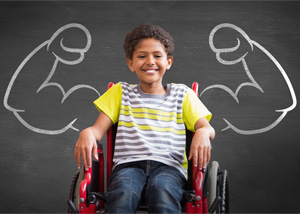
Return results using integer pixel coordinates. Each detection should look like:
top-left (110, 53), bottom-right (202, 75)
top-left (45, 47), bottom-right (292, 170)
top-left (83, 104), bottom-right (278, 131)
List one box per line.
top-left (222, 111), bottom-right (287, 135)
top-left (276, 102), bottom-right (297, 113)
top-left (3, 88), bottom-right (25, 113)
top-left (13, 111), bottom-right (79, 135)
top-left (3, 102), bottom-right (25, 114)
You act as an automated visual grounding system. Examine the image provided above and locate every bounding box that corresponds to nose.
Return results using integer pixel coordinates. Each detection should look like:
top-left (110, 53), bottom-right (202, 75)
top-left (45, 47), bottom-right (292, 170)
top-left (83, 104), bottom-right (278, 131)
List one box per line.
top-left (146, 55), bottom-right (155, 65)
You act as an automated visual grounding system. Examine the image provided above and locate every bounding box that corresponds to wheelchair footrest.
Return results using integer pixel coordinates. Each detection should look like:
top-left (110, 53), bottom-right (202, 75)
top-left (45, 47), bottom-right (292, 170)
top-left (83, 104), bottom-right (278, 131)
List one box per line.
top-left (183, 190), bottom-right (196, 202)
top-left (88, 192), bottom-right (106, 203)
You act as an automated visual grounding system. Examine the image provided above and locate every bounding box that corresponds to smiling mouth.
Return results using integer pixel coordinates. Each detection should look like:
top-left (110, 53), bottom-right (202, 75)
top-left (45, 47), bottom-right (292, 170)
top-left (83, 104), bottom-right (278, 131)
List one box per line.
top-left (143, 69), bottom-right (158, 74)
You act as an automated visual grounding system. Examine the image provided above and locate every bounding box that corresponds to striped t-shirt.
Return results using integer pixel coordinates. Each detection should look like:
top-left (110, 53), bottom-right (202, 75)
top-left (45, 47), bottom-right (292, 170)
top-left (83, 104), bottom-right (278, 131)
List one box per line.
top-left (94, 82), bottom-right (211, 177)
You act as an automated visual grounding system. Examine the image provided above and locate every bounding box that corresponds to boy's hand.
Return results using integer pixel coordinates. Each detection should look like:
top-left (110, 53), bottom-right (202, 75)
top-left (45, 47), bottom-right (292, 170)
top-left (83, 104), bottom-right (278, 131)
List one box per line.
top-left (74, 112), bottom-right (113, 171)
top-left (188, 128), bottom-right (212, 170)
top-left (74, 128), bottom-right (98, 171)
top-left (188, 117), bottom-right (215, 170)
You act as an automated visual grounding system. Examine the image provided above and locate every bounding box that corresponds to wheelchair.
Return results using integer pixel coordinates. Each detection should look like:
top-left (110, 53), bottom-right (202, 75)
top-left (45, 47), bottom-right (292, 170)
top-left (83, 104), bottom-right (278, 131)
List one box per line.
top-left (67, 82), bottom-right (229, 214)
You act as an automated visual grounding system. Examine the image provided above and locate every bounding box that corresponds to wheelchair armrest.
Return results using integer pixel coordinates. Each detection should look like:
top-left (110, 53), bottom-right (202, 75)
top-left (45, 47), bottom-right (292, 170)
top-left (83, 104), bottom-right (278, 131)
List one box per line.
top-left (79, 168), bottom-right (92, 205)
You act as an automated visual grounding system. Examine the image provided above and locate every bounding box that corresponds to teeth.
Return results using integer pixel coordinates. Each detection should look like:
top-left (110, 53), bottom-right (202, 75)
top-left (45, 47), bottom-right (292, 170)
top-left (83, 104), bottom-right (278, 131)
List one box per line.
top-left (145, 70), bottom-right (156, 73)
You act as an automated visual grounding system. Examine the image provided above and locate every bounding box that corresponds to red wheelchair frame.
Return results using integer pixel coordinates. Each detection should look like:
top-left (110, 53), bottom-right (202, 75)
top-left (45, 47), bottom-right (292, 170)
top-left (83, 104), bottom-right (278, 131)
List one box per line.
top-left (67, 82), bottom-right (229, 214)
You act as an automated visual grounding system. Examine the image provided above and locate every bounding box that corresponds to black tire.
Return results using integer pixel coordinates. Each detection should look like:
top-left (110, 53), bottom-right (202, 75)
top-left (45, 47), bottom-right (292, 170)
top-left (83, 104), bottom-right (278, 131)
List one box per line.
top-left (68, 168), bottom-right (85, 214)
top-left (68, 170), bottom-right (80, 214)
top-left (208, 161), bottom-right (220, 214)
top-left (220, 170), bottom-right (229, 214)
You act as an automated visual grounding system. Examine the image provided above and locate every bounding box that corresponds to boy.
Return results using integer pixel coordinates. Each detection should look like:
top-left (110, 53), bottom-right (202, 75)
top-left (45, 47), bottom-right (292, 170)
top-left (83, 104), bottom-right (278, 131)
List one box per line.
top-left (74, 24), bottom-right (215, 213)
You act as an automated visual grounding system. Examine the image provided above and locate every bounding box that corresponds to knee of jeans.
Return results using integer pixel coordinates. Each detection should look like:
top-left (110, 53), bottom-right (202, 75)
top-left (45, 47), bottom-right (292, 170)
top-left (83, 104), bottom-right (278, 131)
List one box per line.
top-left (107, 168), bottom-right (146, 199)
top-left (148, 172), bottom-right (184, 202)
top-left (107, 176), bottom-right (132, 197)
top-left (157, 169), bottom-right (184, 188)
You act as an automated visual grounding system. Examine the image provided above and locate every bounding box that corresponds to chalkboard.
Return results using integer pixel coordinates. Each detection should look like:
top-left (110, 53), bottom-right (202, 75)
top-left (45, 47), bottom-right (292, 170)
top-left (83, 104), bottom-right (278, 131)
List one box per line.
top-left (1, 1), bottom-right (300, 213)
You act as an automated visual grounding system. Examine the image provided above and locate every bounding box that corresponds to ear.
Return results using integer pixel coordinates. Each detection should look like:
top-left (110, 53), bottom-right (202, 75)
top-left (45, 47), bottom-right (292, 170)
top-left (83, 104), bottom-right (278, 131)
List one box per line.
top-left (126, 58), bottom-right (135, 72)
top-left (167, 57), bottom-right (173, 70)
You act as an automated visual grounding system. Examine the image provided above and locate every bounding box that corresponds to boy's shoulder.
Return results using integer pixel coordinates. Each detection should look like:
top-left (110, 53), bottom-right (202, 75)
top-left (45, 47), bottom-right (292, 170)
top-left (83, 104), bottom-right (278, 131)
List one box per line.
top-left (169, 83), bottom-right (190, 93)
top-left (119, 81), bottom-right (137, 88)
top-left (170, 83), bottom-right (188, 88)
top-left (112, 82), bottom-right (136, 91)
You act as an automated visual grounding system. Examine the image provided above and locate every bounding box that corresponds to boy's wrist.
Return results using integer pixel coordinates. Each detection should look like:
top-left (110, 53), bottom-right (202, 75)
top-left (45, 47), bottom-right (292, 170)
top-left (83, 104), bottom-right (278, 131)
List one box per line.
top-left (195, 126), bottom-right (214, 140)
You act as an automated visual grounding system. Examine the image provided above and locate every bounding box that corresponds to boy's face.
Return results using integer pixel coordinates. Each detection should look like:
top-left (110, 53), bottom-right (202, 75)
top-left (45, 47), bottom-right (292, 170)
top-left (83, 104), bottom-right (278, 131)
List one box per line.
top-left (126, 38), bottom-right (173, 89)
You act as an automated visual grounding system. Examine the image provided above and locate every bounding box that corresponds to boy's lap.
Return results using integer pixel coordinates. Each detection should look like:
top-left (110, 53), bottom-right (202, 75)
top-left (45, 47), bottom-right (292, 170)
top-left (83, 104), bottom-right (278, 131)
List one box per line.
top-left (107, 161), bottom-right (185, 199)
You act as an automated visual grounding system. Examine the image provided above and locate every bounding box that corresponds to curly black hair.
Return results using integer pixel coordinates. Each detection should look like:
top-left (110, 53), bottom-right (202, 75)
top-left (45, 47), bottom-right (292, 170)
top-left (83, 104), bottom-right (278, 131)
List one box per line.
top-left (123, 24), bottom-right (175, 60)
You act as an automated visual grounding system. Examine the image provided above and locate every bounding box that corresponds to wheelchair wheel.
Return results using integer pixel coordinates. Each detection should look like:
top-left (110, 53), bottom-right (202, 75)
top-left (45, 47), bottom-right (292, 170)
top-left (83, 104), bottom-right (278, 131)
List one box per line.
top-left (68, 168), bottom-right (85, 214)
top-left (208, 161), bottom-right (220, 214)
top-left (68, 170), bottom-right (80, 214)
top-left (220, 170), bottom-right (229, 214)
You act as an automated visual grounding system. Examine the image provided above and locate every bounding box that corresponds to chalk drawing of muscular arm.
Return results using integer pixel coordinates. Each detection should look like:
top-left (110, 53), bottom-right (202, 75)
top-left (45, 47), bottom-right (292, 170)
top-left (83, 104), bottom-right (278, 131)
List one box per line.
top-left (3, 23), bottom-right (100, 135)
top-left (201, 23), bottom-right (297, 135)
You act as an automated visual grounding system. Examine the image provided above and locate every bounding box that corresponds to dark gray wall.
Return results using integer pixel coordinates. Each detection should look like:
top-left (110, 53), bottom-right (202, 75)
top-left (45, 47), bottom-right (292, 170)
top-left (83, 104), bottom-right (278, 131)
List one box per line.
top-left (1, 1), bottom-right (300, 213)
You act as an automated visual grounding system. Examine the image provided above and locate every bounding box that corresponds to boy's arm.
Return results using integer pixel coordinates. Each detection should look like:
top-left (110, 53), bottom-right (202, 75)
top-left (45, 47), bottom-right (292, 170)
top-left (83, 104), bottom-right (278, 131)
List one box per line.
top-left (74, 112), bottom-right (113, 171)
top-left (188, 117), bottom-right (215, 170)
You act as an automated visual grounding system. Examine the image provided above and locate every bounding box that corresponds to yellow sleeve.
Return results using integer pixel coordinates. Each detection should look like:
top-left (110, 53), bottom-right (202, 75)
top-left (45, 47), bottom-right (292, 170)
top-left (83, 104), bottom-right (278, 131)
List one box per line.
top-left (93, 82), bottom-right (122, 124)
top-left (183, 88), bottom-right (212, 132)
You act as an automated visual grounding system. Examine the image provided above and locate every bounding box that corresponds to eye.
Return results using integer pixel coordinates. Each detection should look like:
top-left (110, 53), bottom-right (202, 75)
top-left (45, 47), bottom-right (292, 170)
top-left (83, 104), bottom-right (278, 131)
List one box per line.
top-left (138, 55), bottom-right (146, 59)
top-left (154, 55), bottom-right (162, 58)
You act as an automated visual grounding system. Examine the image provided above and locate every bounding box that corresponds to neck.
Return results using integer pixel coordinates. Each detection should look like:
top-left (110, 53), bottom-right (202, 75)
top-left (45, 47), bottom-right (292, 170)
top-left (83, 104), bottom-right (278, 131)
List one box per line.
top-left (139, 83), bottom-right (166, 95)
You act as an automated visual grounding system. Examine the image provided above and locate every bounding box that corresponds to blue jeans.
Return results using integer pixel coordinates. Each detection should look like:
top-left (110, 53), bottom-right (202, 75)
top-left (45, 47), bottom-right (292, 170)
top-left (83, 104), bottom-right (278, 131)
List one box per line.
top-left (105, 160), bottom-right (186, 213)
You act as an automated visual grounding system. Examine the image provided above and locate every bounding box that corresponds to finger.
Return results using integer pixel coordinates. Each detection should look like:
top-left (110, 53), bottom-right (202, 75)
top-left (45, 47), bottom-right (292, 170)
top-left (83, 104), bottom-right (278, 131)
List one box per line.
top-left (81, 149), bottom-right (88, 171)
top-left (189, 148), bottom-right (198, 168)
top-left (202, 147), bottom-right (208, 169)
top-left (188, 149), bottom-right (193, 161)
top-left (92, 142), bottom-right (99, 161)
top-left (188, 151), bottom-right (192, 160)
top-left (207, 147), bottom-right (211, 165)
top-left (74, 148), bottom-right (81, 169)
top-left (86, 147), bottom-right (92, 170)
top-left (198, 147), bottom-right (203, 170)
